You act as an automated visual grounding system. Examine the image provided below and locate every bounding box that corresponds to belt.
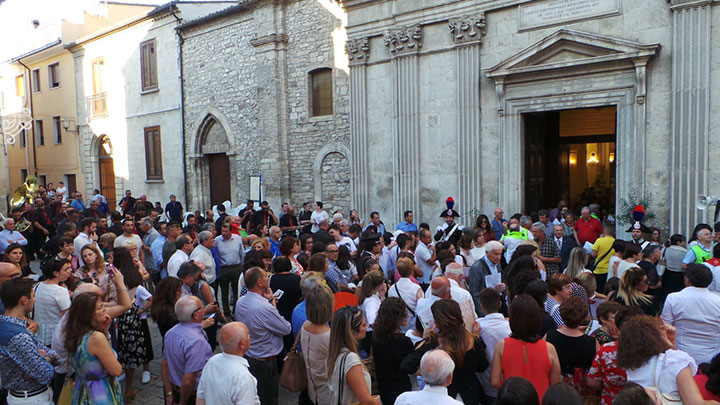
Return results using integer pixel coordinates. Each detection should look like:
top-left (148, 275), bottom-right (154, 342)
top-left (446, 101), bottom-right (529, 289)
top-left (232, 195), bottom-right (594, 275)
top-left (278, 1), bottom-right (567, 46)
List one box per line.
top-left (10, 386), bottom-right (48, 398)
top-left (247, 355), bottom-right (277, 361)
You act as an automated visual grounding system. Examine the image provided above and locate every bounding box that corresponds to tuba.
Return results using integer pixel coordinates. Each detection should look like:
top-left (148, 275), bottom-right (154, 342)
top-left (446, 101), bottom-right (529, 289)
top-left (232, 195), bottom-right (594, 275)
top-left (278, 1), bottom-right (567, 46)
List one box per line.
top-left (15, 219), bottom-right (31, 233)
top-left (9, 175), bottom-right (39, 232)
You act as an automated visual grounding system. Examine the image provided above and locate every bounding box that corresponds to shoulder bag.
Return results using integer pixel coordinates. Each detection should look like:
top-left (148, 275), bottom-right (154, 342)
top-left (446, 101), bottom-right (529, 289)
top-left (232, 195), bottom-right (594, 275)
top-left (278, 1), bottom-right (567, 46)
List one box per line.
top-left (587, 245), bottom-right (613, 272)
top-left (279, 329), bottom-right (307, 392)
top-left (393, 283), bottom-right (416, 317)
top-left (646, 355), bottom-right (683, 404)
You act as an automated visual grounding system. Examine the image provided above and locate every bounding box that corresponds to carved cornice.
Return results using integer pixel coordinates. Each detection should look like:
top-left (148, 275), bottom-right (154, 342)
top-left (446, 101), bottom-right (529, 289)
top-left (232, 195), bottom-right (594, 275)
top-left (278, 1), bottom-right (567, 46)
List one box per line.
top-left (448, 14), bottom-right (486, 45)
top-left (249, 33), bottom-right (288, 48)
top-left (345, 37), bottom-right (370, 65)
top-left (384, 25), bottom-right (422, 56)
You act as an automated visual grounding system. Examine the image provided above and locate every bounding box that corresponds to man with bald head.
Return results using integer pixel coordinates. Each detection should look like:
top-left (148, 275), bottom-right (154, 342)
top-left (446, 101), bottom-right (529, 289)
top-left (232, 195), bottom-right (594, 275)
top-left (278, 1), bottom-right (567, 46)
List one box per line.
top-left (268, 226), bottom-right (282, 257)
top-left (234, 267), bottom-right (291, 405)
top-left (395, 350), bottom-right (462, 405)
top-left (197, 322), bottom-right (260, 404)
top-left (415, 276), bottom-right (451, 328)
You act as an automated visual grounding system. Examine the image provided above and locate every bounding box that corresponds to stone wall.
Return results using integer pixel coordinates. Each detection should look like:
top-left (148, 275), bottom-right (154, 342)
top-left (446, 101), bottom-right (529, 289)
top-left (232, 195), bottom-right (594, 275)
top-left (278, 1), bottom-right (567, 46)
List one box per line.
top-left (181, 0), bottom-right (350, 213)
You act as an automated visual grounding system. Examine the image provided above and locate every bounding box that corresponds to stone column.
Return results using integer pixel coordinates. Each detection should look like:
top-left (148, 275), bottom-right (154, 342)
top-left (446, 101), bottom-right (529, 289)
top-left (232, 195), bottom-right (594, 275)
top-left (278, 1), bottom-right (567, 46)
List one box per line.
top-left (669, 0), bottom-right (712, 234)
top-left (450, 15), bottom-right (485, 222)
top-left (346, 38), bottom-right (370, 220)
top-left (385, 25), bottom-right (422, 222)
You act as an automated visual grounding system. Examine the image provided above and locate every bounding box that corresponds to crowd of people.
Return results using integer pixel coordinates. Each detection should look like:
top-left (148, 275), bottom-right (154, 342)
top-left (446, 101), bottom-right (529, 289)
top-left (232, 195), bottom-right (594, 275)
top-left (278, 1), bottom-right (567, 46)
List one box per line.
top-left (1, 187), bottom-right (720, 405)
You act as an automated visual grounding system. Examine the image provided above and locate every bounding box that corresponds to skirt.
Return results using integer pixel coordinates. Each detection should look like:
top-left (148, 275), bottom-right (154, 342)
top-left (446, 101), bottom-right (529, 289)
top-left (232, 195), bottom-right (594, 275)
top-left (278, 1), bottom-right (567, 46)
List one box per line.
top-left (116, 304), bottom-right (146, 369)
top-left (139, 318), bottom-right (154, 363)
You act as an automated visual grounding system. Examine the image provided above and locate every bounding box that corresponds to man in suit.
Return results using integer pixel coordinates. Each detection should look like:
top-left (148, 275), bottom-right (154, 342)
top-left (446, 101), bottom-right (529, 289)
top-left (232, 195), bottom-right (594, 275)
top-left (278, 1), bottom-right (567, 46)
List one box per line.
top-left (468, 240), bottom-right (505, 316)
top-left (552, 224), bottom-right (577, 272)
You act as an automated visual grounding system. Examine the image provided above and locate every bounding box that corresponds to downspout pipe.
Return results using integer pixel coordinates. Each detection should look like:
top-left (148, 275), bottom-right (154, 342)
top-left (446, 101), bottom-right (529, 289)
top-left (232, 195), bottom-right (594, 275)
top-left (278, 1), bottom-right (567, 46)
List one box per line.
top-left (16, 59), bottom-right (37, 177)
top-left (170, 7), bottom-right (189, 210)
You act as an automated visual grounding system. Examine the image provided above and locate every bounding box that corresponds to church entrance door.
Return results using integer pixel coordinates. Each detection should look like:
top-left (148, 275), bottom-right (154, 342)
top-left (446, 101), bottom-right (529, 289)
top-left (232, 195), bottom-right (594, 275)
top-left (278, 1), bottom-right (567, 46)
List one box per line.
top-left (523, 106), bottom-right (616, 215)
top-left (207, 153), bottom-right (231, 207)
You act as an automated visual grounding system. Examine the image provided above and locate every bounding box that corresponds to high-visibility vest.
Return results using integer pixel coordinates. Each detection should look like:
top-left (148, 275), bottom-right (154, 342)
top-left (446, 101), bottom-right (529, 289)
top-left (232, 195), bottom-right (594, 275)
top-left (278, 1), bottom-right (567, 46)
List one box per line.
top-left (503, 229), bottom-right (529, 241)
top-left (691, 244), bottom-right (712, 263)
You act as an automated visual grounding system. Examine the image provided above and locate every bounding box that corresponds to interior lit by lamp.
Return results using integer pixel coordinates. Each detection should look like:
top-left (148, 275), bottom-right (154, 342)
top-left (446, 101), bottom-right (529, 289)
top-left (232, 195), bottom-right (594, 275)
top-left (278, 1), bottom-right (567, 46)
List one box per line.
top-left (587, 151), bottom-right (599, 164)
top-left (609, 152), bottom-right (615, 163)
top-left (569, 152), bottom-right (577, 165)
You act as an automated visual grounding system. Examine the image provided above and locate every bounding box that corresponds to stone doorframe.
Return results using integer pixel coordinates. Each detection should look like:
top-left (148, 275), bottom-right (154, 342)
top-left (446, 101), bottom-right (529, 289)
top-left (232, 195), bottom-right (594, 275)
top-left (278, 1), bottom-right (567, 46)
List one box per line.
top-left (313, 143), bottom-right (352, 202)
top-left (485, 29), bottom-right (659, 219)
top-left (187, 106), bottom-right (238, 211)
top-left (83, 132), bottom-right (121, 205)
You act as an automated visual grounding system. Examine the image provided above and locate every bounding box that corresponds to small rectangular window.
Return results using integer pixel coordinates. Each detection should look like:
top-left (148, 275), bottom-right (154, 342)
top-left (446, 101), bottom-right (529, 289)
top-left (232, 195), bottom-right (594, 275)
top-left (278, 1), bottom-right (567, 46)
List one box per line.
top-left (38, 175), bottom-right (47, 187)
top-left (20, 169), bottom-right (28, 182)
top-left (144, 126), bottom-right (163, 180)
top-left (36, 120), bottom-right (44, 146)
top-left (19, 129), bottom-right (26, 148)
top-left (311, 69), bottom-right (333, 116)
top-left (140, 39), bottom-right (158, 91)
top-left (15, 75), bottom-right (24, 97)
top-left (53, 116), bottom-right (62, 144)
top-left (65, 174), bottom-right (76, 194)
top-left (32, 69), bottom-right (41, 93)
top-left (48, 62), bottom-right (60, 88)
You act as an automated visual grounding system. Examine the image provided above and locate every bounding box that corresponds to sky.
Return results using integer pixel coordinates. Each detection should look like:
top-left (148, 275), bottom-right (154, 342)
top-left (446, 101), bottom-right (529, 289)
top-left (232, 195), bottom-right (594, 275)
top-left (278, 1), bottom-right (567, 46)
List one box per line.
top-left (0, 0), bottom-right (162, 61)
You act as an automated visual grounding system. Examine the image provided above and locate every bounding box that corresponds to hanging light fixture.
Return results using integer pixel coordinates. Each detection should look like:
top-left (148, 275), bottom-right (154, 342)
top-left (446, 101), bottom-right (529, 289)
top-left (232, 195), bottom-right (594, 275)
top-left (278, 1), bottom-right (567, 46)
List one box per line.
top-left (609, 152), bottom-right (615, 163)
top-left (587, 151), bottom-right (599, 164)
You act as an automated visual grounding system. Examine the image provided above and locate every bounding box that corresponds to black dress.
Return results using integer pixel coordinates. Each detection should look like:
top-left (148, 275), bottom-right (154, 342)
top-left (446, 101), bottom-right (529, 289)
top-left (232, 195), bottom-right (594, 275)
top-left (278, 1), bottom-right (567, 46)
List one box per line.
top-left (372, 333), bottom-right (414, 405)
top-left (269, 272), bottom-right (302, 322)
top-left (614, 294), bottom-right (658, 316)
top-left (400, 335), bottom-right (489, 405)
top-left (545, 329), bottom-right (596, 375)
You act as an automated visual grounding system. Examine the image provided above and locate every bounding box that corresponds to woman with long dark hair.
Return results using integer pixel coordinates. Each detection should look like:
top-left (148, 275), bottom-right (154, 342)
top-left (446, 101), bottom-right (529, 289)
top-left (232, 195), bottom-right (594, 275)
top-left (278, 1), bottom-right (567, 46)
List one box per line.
top-left (372, 297), bottom-right (413, 405)
top-left (358, 270), bottom-right (386, 355)
top-left (401, 299), bottom-right (489, 405)
top-left (35, 258), bottom-right (72, 346)
top-left (475, 214), bottom-right (494, 242)
top-left (76, 244), bottom-right (117, 304)
top-left (111, 246), bottom-right (146, 401)
top-left (150, 276), bottom-right (183, 337)
top-left (2, 242), bottom-right (31, 277)
top-left (614, 267), bottom-right (657, 316)
top-left (65, 292), bottom-right (123, 403)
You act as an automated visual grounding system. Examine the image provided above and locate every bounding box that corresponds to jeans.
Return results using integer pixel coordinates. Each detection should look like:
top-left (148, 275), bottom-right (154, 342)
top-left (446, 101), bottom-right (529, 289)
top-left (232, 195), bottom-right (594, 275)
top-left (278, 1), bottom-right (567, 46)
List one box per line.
top-left (247, 356), bottom-right (279, 405)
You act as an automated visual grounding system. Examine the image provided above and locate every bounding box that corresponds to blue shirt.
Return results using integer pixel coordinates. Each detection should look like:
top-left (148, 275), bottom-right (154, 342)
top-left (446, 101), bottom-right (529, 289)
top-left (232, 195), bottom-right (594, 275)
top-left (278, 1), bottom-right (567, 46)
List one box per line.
top-left (270, 239), bottom-right (280, 258)
top-left (0, 229), bottom-right (28, 254)
top-left (395, 222), bottom-right (418, 233)
top-left (291, 301), bottom-right (307, 339)
top-left (491, 218), bottom-right (507, 241)
top-left (210, 246), bottom-right (223, 278)
top-left (365, 223), bottom-right (386, 235)
top-left (163, 322), bottom-right (213, 388)
top-left (235, 291), bottom-right (291, 358)
top-left (326, 260), bottom-right (345, 288)
top-left (0, 315), bottom-right (57, 391)
top-left (150, 234), bottom-right (167, 270)
top-left (70, 199), bottom-right (87, 211)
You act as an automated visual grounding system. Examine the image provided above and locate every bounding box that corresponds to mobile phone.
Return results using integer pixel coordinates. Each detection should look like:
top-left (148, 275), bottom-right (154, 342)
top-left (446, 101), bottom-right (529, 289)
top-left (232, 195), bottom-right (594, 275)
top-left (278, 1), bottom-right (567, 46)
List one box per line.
top-left (209, 313), bottom-right (216, 319)
top-left (273, 289), bottom-right (284, 299)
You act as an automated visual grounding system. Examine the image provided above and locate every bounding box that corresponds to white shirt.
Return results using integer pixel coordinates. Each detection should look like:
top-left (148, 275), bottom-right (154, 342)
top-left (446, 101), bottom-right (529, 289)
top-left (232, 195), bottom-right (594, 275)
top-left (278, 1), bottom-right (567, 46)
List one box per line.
top-left (134, 285), bottom-right (152, 320)
top-left (415, 294), bottom-right (442, 330)
top-left (114, 234), bottom-right (142, 257)
top-left (449, 279), bottom-right (476, 332)
top-left (704, 262), bottom-right (720, 293)
top-left (388, 277), bottom-right (422, 332)
top-left (415, 241), bottom-right (434, 284)
top-left (626, 350), bottom-right (697, 396)
top-left (661, 286), bottom-right (720, 364)
top-left (34, 282), bottom-right (71, 346)
top-left (310, 210), bottom-right (329, 233)
top-left (395, 384), bottom-right (463, 405)
top-left (167, 250), bottom-right (189, 278)
top-left (336, 236), bottom-right (357, 253)
top-left (361, 294), bottom-right (382, 332)
top-left (73, 232), bottom-right (96, 263)
top-left (189, 244), bottom-right (216, 284)
top-left (56, 186), bottom-right (67, 203)
top-left (197, 353), bottom-right (260, 405)
top-left (477, 313), bottom-right (511, 397)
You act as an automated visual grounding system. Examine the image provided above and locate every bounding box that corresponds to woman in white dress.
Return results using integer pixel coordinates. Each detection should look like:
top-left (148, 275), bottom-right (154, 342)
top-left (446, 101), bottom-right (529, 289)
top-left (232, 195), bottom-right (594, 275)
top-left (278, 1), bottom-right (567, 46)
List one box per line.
top-left (310, 201), bottom-right (329, 233)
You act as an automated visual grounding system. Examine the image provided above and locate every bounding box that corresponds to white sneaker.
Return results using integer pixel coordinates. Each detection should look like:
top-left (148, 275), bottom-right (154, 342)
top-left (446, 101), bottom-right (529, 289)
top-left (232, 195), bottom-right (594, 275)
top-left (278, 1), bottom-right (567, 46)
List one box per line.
top-left (141, 371), bottom-right (151, 384)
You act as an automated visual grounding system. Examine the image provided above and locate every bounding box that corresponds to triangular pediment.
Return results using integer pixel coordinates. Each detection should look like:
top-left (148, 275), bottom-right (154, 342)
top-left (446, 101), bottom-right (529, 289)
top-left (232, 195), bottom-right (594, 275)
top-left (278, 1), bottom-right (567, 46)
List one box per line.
top-left (486, 29), bottom-right (659, 79)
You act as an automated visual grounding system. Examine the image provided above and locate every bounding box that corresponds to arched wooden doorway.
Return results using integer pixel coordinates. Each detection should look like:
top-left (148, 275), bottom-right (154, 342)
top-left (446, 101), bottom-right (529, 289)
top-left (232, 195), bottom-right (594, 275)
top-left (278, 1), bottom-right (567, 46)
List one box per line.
top-left (98, 136), bottom-right (116, 209)
top-left (202, 119), bottom-right (231, 206)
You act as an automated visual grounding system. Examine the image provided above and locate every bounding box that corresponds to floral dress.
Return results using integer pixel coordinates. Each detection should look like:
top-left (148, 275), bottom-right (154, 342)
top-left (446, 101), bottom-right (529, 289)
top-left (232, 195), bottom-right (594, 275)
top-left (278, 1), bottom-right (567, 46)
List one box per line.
top-left (587, 341), bottom-right (627, 405)
top-left (70, 332), bottom-right (123, 405)
top-left (116, 287), bottom-right (145, 369)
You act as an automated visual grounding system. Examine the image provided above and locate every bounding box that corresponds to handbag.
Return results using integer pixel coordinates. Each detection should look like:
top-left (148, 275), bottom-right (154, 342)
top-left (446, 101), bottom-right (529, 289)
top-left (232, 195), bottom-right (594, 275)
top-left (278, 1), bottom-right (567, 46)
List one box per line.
top-left (647, 355), bottom-right (683, 404)
top-left (57, 378), bottom-right (75, 405)
top-left (279, 329), bottom-right (307, 392)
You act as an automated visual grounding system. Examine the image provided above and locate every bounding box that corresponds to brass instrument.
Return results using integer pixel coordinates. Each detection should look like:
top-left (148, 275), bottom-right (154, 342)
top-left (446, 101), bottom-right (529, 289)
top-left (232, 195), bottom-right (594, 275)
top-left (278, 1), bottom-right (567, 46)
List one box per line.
top-left (15, 219), bottom-right (31, 233)
top-left (9, 175), bottom-right (39, 232)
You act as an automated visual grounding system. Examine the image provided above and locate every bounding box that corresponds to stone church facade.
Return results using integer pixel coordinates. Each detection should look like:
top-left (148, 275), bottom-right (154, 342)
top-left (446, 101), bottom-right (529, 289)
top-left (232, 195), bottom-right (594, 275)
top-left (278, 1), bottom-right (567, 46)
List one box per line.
top-left (179, 0), bottom-right (351, 214)
top-left (342, 0), bottom-right (720, 234)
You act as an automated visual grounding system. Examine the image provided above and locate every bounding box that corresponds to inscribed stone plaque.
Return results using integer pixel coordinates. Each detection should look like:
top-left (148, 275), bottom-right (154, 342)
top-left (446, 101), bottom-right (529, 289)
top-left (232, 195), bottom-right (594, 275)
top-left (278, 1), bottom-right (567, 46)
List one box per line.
top-left (518, 0), bottom-right (620, 30)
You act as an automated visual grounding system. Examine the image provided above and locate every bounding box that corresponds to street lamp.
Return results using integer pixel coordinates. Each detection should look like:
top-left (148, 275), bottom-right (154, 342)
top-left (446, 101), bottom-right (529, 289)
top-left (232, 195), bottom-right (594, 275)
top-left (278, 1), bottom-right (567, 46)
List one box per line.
top-left (61, 118), bottom-right (78, 134)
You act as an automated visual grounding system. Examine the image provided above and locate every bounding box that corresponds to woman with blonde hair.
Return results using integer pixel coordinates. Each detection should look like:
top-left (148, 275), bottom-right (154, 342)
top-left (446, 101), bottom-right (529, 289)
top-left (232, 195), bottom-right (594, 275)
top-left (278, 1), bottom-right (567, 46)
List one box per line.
top-left (327, 306), bottom-right (379, 405)
top-left (387, 257), bottom-right (422, 333)
top-left (564, 247), bottom-right (591, 279)
top-left (614, 267), bottom-right (657, 316)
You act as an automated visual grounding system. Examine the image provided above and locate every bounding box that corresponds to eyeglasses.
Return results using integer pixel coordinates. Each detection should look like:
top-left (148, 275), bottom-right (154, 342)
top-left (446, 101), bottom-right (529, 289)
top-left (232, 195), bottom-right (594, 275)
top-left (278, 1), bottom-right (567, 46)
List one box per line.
top-left (192, 307), bottom-right (203, 315)
top-left (327, 249), bottom-right (339, 253)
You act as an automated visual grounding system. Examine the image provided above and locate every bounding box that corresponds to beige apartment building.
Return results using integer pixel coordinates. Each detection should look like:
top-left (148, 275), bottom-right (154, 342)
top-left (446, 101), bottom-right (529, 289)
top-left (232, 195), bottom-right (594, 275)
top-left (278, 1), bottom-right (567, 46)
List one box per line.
top-left (7, 40), bottom-right (84, 194)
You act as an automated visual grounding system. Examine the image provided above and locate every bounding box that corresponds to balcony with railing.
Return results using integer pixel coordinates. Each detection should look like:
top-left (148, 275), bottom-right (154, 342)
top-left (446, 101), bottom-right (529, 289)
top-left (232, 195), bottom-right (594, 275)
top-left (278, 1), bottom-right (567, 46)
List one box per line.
top-left (88, 92), bottom-right (108, 118)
